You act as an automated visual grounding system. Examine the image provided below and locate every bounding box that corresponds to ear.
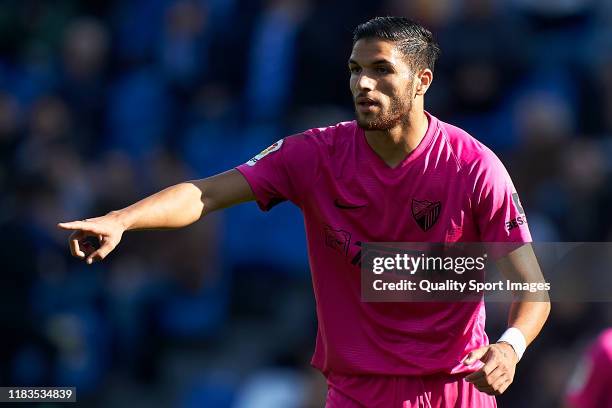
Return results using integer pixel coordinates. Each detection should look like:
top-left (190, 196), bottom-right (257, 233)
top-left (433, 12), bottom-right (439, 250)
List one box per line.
top-left (415, 68), bottom-right (433, 96)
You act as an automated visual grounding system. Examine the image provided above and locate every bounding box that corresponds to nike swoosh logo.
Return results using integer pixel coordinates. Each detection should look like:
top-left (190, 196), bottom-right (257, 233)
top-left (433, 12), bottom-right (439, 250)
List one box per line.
top-left (334, 199), bottom-right (367, 210)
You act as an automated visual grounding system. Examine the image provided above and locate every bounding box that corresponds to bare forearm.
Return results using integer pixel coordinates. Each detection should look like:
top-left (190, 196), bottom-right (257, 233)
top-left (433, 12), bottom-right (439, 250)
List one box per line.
top-left (110, 170), bottom-right (254, 231)
top-left (496, 244), bottom-right (551, 346)
top-left (113, 181), bottom-right (206, 231)
top-left (507, 300), bottom-right (550, 346)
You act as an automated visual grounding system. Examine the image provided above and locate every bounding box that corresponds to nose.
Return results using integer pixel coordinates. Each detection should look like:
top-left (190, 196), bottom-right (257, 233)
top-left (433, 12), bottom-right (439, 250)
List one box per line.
top-left (356, 72), bottom-right (375, 92)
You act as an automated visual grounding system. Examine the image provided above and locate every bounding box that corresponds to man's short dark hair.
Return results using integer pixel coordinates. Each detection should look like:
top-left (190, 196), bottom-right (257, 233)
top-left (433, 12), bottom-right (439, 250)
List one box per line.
top-left (353, 16), bottom-right (441, 73)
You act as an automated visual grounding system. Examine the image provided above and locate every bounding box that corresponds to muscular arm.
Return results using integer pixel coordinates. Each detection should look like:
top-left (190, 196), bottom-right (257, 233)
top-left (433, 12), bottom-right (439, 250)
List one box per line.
top-left (58, 169), bottom-right (254, 263)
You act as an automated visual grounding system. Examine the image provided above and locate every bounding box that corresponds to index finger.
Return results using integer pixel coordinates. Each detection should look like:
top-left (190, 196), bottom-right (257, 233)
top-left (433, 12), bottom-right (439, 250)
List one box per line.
top-left (57, 221), bottom-right (105, 235)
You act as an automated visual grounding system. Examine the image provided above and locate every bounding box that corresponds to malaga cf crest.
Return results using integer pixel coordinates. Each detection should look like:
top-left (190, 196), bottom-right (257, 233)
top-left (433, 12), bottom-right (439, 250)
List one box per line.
top-left (411, 199), bottom-right (441, 231)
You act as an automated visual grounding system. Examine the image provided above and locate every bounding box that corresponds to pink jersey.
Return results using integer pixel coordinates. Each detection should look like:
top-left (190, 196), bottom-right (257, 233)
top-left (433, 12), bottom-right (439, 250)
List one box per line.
top-left (236, 111), bottom-right (531, 377)
top-left (566, 329), bottom-right (612, 408)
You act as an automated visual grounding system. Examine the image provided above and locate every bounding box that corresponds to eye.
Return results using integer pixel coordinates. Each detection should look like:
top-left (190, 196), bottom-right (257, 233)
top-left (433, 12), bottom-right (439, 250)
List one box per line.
top-left (349, 66), bottom-right (361, 74)
top-left (375, 66), bottom-right (389, 74)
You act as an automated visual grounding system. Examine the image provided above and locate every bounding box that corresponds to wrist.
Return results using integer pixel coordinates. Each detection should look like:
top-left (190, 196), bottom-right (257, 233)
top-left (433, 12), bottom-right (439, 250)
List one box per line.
top-left (108, 210), bottom-right (131, 231)
top-left (497, 327), bottom-right (527, 362)
top-left (496, 341), bottom-right (519, 363)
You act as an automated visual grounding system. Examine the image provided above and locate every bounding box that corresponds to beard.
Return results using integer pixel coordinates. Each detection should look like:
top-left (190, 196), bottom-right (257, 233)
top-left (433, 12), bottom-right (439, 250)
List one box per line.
top-left (355, 94), bottom-right (412, 131)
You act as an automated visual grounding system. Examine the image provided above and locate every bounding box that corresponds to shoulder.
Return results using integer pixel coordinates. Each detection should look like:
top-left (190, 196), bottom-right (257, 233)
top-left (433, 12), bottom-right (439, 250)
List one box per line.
top-left (285, 120), bottom-right (357, 153)
top-left (437, 118), bottom-right (508, 179)
top-left (297, 120), bottom-right (356, 141)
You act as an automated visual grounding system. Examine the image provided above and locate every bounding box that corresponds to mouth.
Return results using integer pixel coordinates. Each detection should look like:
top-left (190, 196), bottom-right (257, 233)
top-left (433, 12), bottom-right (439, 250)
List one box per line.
top-left (355, 97), bottom-right (380, 113)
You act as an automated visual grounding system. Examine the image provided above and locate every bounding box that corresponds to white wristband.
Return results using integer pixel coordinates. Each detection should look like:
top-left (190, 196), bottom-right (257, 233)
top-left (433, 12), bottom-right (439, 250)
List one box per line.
top-left (497, 327), bottom-right (527, 361)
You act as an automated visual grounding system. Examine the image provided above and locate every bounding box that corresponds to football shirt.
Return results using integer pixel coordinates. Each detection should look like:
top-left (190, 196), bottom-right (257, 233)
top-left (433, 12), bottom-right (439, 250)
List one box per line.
top-left (236, 111), bottom-right (531, 376)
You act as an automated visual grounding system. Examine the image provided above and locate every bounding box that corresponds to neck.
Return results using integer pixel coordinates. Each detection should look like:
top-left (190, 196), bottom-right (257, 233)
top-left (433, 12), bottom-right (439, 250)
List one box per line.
top-left (364, 109), bottom-right (429, 168)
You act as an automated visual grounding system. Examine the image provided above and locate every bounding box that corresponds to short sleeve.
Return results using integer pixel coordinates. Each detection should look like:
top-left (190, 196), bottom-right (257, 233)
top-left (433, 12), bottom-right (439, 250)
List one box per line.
top-left (469, 149), bottom-right (531, 244)
top-left (235, 132), bottom-right (320, 211)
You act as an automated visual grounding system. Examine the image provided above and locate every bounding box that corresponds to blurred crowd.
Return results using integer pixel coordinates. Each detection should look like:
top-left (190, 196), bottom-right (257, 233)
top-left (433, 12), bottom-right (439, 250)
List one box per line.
top-left (1, 0), bottom-right (611, 407)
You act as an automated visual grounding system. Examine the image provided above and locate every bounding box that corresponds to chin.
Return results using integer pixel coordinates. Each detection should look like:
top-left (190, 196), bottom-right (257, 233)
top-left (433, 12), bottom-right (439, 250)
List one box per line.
top-left (357, 120), bottom-right (379, 130)
top-left (358, 122), bottom-right (390, 131)
top-left (356, 112), bottom-right (379, 130)
top-left (356, 114), bottom-right (395, 131)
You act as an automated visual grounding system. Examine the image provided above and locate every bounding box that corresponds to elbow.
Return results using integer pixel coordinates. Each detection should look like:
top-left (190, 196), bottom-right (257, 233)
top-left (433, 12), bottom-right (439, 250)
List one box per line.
top-left (186, 180), bottom-right (212, 218)
top-left (175, 181), bottom-right (206, 223)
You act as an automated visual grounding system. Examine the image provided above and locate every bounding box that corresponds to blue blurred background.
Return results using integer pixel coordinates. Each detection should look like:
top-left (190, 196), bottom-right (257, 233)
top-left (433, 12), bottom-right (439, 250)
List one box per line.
top-left (0, 0), bottom-right (611, 406)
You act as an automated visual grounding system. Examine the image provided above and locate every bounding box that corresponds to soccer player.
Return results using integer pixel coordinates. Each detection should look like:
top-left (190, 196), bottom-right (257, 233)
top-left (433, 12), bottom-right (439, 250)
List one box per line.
top-left (58, 17), bottom-right (550, 407)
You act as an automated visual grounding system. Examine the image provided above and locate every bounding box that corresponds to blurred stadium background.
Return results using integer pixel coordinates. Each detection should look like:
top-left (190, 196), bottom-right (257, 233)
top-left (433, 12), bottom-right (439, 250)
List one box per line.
top-left (1, 0), bottom-right (611, 406)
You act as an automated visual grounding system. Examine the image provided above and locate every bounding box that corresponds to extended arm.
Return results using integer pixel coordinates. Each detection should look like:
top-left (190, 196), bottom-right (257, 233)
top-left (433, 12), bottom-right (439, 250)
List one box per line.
top-left (58, 169), bottom-right (254, 264)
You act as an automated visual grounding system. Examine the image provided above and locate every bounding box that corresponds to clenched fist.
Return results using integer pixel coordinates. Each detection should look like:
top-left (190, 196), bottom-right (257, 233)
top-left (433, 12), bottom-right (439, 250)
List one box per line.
top-left (463, 342), bottom-right (518, 396)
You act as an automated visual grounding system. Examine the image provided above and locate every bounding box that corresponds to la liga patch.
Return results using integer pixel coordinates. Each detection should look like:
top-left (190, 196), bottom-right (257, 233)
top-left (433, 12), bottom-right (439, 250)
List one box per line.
top-left (246, 139), bottom-right (283, 166)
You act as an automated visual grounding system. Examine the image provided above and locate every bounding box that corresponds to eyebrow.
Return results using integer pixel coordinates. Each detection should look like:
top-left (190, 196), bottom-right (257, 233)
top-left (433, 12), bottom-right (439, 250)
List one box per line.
top-left (348, 59), bottom-right (393, 66)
